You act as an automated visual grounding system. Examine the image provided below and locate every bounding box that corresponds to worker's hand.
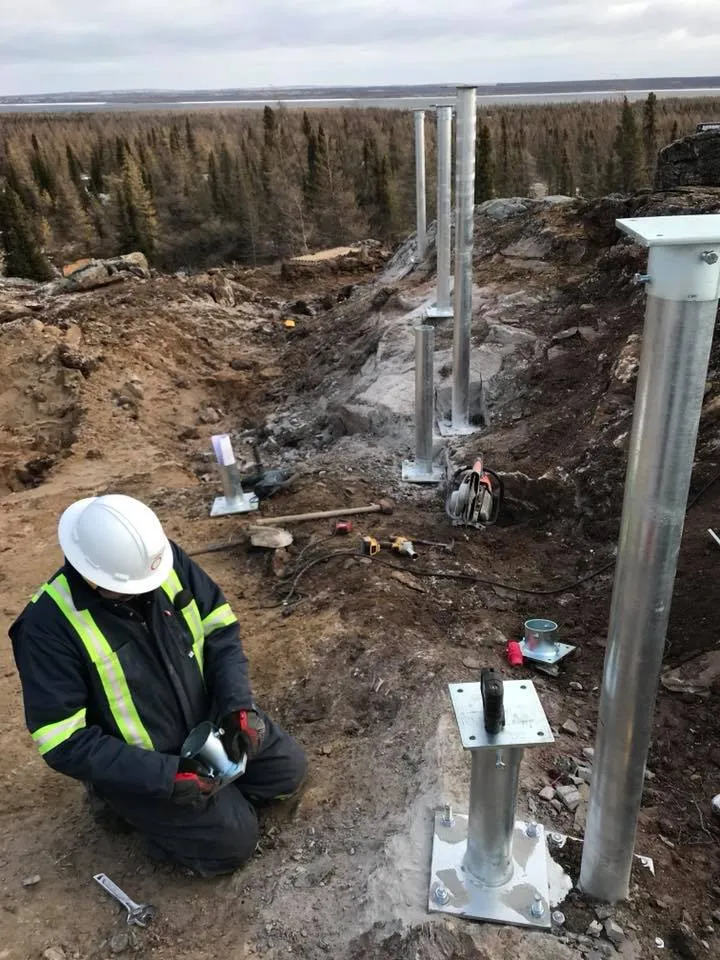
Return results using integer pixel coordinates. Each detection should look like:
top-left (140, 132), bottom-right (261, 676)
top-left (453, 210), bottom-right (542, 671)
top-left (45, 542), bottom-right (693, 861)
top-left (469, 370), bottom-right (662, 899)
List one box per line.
top-left (222, 709), bottom-right (266, 763)
top-left (171, 759), bottom-right (214, 808)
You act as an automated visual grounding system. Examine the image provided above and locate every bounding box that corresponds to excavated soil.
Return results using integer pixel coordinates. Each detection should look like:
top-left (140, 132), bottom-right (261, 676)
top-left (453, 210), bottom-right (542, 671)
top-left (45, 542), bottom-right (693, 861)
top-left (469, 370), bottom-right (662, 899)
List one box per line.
top-left (1, 192), bottom-right (719, 960)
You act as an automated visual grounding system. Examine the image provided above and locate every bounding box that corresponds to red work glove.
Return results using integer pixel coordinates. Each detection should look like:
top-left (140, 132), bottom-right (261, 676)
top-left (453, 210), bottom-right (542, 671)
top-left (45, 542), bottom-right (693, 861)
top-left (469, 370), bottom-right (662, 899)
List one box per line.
top-left (171, 759), bottom-right (214, 808)
top-left (222, 709), bottom-right (266, 763)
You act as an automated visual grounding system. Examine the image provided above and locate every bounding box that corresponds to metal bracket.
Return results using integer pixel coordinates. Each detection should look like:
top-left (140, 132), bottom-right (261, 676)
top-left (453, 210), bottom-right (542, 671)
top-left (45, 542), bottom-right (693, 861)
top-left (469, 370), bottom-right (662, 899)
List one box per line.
top-left (401, 459), bottom-right (445, 483)
top-left (429, 813), bottom-right (552, 928)
top-left (210, 493), bottom-right (259, 517)
top-left (437, 420), bottom-right (479, 437)
top-left (519, 639), bottom-right (576, 666)
top-left (426, 305), bottom-right (454, 320)
top-left (449, 680), bottom-right (554, 750)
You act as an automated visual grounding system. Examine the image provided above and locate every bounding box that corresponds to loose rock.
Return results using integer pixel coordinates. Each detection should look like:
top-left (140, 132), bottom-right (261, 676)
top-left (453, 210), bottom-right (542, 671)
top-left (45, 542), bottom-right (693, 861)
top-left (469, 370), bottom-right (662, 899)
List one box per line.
top-left (42, 949), bottom-right (66, 960)
top-left (582, 747), bottom-right (595, 761)
top-left (603, 918), bottom-right (625, 946)
top-left (539, 785), bottom-right (556, 802)
top-left (587, 919), bottom-right (603, 938)
top-left (561, 718), bottom-right (579, 735)
top-left (22, 874), bottom-right (41, 886)
top-left (110, 932), bottom-right (130, 954)
top-left (557, 785), bottom-right (581, 811)
top-left (595, 904), bottom-right (615, 920)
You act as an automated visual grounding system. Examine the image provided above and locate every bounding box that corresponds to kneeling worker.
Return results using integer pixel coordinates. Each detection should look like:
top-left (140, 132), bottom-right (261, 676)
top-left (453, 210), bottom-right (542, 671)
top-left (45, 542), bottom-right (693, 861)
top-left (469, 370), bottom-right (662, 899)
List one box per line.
top-left (10, 494), bottom-right (306, 876)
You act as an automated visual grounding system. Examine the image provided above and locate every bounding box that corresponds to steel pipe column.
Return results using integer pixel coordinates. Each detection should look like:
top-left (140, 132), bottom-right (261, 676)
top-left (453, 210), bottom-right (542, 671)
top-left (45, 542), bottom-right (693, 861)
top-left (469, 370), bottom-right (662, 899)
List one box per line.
top-left (464, 747), bottom-right (523, 886)
top-left (402, 324), bottom-right (442, 483)
top-left (451, 86), bottom-right (477, 430)
top-left (427, 105), bottom-right (453, 318)
top-left (414, 111), bottom-right (427, 261)
top-left (580, 217), bottom-right (720, 901)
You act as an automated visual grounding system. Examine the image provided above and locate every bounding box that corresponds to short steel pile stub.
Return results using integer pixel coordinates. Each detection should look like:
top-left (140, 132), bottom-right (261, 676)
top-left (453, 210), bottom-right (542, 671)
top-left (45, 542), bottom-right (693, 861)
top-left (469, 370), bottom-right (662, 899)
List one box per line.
top-left (402, 324), bottom-right (443, 483)
top-left (519, 618), bottom-right (575, 666)
top-left (429, 680), bottom-right (555, 927)
top-left (209, 435), bottom-right (259, 516)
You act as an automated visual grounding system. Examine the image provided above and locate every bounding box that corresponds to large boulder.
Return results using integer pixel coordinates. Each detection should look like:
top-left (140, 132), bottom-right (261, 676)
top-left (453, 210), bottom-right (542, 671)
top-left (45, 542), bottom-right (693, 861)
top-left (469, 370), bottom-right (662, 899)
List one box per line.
top-left (655, 130), bottom-right (720, 189)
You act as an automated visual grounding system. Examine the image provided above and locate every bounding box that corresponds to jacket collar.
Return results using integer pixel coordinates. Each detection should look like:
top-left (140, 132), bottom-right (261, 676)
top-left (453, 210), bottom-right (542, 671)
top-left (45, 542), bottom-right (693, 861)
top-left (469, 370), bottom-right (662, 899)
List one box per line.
top-left (63, 562), bottom-right (104, 611)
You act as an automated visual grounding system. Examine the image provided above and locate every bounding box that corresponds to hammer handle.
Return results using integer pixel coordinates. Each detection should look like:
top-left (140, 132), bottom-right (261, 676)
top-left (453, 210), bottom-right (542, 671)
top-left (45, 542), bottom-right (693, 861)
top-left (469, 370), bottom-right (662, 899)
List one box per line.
top-left (254, 504), bottom-right (383, 526)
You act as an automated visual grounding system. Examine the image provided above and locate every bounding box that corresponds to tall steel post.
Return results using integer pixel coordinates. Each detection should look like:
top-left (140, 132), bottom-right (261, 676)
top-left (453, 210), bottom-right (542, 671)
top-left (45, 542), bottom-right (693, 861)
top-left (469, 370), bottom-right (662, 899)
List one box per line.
top-left (580, 216), bottom-right (720, 902)
top-left (414, 110), bottom-right (427, 261)
top-left (451, 86), bottom-right (477, 432)
top-left (427, 106), bottom-right (453, 319)
top-left (402, 324), bottom-right (443, 483)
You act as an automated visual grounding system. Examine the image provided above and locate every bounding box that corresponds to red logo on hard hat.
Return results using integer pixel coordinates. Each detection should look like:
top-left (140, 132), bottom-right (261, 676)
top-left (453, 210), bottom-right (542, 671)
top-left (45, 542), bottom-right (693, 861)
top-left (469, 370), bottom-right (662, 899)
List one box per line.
top-left (150, 550), bottom-right (164, 571)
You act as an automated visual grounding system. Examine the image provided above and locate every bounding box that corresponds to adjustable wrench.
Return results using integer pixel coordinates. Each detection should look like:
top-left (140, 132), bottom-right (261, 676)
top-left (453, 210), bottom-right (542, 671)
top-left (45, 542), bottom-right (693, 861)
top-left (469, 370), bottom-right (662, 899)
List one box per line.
top-left (93, 873), bottom-right (156, 927)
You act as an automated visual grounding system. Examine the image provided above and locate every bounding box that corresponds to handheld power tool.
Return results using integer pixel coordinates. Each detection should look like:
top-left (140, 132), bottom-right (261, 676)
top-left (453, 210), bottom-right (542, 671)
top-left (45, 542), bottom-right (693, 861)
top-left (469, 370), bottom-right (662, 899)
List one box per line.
top-left (445, 456), bottom-right (503, 528)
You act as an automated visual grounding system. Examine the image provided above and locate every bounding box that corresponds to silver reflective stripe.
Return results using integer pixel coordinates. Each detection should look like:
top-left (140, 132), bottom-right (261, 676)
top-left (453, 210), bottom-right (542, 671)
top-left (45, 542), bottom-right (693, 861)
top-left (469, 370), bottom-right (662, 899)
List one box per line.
top-left (201, 603), bottom-right (238, 636)
top-left (46, 576), bottom-right (153, 750)
top-left (31, 707), bottom-right (87, 755)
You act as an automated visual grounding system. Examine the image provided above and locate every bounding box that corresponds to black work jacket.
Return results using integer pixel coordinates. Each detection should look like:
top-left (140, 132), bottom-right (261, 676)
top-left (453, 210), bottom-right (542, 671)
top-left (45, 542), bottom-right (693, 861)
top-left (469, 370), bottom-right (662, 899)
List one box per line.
top-left (10, 542), bottom-right (252, 799)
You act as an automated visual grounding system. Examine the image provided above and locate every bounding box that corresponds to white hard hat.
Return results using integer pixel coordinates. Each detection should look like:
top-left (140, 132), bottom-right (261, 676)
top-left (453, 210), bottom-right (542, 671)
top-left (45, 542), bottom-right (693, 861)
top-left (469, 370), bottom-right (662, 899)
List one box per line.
top-left (58, 494), bottom-right (173, 594)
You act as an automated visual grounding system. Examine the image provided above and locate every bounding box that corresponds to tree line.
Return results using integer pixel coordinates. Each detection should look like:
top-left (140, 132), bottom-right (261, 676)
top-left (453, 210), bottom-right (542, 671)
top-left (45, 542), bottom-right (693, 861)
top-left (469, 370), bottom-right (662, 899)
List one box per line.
top-left (1, 95), bottom-right (718, 280)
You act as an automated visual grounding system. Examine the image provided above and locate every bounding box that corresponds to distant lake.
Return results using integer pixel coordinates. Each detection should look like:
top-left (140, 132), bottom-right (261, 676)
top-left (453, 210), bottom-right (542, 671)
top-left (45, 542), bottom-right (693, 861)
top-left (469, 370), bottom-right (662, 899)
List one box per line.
top-left (2, 88), bottom-right (720, 114)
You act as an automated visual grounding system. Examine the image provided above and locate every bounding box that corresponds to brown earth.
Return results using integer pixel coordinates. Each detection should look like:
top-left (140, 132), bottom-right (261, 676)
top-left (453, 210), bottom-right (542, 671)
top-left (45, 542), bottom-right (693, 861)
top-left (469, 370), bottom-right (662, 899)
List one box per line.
top-left (0, 192), bottom-right (719, 960)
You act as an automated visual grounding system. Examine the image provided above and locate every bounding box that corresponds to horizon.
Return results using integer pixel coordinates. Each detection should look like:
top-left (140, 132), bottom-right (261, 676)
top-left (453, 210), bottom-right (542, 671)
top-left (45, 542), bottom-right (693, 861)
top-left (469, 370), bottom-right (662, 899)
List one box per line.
top-left (4, 74), bottom-right (720, 102)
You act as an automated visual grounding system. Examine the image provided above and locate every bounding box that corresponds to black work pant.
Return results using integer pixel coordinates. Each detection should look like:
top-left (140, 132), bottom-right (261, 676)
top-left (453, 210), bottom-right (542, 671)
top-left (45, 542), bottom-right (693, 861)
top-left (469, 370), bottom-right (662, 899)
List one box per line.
top-left (102, 715), bottom-right (306, 876)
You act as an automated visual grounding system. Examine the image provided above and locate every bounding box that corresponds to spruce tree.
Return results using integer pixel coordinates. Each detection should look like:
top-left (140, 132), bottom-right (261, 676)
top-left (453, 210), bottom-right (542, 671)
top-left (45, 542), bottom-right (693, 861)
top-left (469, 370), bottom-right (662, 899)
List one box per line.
top-left (475, 123), bottom-right (493, 202)
top-left (0, 184), bottom-right (54, 280)
top-left (614, 97), bottom-right (642, 193)
top-left (66, 143), bottom-right (84, 190)
top-left (497, 115), bottom-right (510, 196)
top-left (29, 136), bottom-right (57, 198)
top-left (185, 118), bottom-right (197, 157)
top-left (116, 153), bottom-right (158, 259)
top-left (642, 92), bottom-right (658, 184)
top-left (579, 131), bottom-right (598, 197)
top-left (263, 106), bottom-right (276, 150)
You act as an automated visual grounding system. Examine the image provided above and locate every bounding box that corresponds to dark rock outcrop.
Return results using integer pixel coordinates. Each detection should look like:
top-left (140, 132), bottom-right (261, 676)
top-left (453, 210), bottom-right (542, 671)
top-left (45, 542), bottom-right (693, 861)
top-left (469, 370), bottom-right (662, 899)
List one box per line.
top-left (655, 130), bottom-right (720, 189)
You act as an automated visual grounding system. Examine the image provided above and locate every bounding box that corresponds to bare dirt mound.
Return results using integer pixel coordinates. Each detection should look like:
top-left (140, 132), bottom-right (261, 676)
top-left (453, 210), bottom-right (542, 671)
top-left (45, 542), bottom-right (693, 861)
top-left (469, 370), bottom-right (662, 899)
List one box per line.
top-left (1, 196), bottom-right (719, 960)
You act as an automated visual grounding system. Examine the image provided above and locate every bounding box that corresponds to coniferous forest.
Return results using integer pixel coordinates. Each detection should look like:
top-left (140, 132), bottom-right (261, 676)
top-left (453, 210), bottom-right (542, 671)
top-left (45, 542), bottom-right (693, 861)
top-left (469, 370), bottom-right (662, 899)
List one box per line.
top-left (1, 95), bottom-right (719, 279)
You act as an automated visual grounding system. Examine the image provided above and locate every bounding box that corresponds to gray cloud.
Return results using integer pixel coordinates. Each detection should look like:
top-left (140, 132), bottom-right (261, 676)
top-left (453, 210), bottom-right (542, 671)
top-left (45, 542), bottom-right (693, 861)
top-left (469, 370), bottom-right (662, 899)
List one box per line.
top-left (1, 1), bottom-right (718, 93)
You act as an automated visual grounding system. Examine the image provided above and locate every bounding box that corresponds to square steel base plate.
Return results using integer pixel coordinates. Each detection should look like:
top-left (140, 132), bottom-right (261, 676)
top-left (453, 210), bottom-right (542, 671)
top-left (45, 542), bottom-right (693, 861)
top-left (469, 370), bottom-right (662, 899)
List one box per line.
top-left (402, 459), bottom-right (444, 483)
top-left (519, 640), bottom-right (576, 665)
top-left (210, 494), bottom-right (259, 517)
top-left (425, 306), bottom-right (454, 319)
top-left (429, 813), bottom-right (551, 928)
top-left (437, 420), bottom-right (479, 437)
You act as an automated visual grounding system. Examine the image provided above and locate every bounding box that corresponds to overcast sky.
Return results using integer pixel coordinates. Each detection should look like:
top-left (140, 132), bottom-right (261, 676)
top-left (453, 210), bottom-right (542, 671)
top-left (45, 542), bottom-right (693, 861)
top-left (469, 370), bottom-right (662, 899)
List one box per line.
top-left (2, 0), bottom-right (719, 96)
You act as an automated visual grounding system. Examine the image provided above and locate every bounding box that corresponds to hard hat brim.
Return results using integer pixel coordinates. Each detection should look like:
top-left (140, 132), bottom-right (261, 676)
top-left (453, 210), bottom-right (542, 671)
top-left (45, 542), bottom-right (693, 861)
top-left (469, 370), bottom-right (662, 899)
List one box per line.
top-left (58, 497), bottom-right (174, 594)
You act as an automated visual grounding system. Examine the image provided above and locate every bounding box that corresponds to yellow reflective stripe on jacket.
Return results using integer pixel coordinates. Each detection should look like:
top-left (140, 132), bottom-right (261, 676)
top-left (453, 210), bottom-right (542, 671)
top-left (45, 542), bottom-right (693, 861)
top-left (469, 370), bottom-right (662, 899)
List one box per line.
top-left (160, 569), bottom-right (205, 676)
top-left (201, 603), bottom-right (237, 636)
top-left (31, 707), bottom-right (86, 756)
top-left (44, 575), bottom-right (154, 751)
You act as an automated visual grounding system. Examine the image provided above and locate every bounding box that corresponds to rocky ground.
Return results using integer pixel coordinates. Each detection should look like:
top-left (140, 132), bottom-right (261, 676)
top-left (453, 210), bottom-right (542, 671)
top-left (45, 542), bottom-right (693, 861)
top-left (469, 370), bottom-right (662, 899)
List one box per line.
top-left (0, 189), bottom-right (719, 960)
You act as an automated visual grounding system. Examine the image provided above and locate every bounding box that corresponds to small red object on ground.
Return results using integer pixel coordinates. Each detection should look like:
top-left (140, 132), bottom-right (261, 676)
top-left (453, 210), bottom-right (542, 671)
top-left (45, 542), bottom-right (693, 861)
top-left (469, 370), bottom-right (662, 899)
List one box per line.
top-left (506, 640), bottom-right (524, 667)
top-left (333, 519), bottom-right (353, 535)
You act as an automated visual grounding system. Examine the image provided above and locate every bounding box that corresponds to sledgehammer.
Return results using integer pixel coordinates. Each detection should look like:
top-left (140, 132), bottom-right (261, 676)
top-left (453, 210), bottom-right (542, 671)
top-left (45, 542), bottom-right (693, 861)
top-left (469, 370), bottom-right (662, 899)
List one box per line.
top-left (254, 499), bottom-right (394, 527)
